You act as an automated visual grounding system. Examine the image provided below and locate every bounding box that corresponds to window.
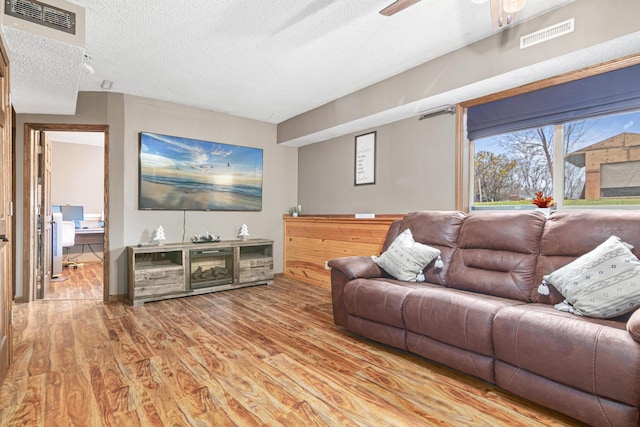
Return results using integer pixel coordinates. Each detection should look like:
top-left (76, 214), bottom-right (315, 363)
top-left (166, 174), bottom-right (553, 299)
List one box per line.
top-left (471, 110), bottom-right (640, 209)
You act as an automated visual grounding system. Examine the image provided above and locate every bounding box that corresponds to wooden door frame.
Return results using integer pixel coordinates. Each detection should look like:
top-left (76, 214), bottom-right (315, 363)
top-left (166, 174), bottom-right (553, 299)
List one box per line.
top-left (23, 123), bottom-right (109, 302)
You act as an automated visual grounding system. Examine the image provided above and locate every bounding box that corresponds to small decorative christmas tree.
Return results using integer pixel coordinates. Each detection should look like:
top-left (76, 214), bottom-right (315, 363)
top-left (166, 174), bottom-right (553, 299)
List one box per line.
top-left (237, 224), bottom-right (250, 240)
top-left (150, 225), bottom-right (166, 245)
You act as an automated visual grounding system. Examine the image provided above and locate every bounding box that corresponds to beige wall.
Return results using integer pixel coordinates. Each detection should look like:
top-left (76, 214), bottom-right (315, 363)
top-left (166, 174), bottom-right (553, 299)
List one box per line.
top-left (298, 114), bottom-right (456, 214)
top-left (15, 92), bottom-right (297, 299)
top-left (51, 141), bottom-right (104, 214)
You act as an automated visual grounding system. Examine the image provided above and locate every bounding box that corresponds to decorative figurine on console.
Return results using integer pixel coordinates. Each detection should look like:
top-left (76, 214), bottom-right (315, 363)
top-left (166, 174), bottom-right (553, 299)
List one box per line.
top-left (191, 231), bottom-right (221, 243)
top-left (237, 224), bottom-right (250, 240)
top-left (150, 225), bottom-right (166, 245)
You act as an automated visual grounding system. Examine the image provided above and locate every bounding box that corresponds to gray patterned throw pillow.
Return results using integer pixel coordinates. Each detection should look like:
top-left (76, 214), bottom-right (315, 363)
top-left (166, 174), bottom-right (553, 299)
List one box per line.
top-left (543, 235), bottom-right (640, 318)
top-left (374, 229), bottom-right (440, 282)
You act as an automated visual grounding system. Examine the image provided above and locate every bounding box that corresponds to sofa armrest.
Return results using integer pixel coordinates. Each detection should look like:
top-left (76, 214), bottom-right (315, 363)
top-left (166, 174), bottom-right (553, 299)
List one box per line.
top-left (329, 256), bottom-right (384, 328)
top-left (627, 309), bottom-right (640, 342)
top-left (328, 256), bottom-right (384, 280)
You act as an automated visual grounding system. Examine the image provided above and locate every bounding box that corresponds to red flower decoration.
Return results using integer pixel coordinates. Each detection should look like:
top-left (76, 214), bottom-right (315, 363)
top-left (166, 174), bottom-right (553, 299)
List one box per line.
top-left (532, 191), bottom-right (555, 208)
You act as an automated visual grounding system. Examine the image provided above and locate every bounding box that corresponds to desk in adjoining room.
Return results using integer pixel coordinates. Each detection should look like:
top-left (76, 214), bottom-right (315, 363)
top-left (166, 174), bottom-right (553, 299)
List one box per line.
top-left (74, 228), bottom-right (104, 245)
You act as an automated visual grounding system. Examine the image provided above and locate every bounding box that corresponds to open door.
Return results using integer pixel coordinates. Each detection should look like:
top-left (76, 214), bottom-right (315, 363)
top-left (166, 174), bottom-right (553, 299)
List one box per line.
top-left (37, 132), bottom-right (53, 299)
top-left (0, 34), bottom-right (12, 385)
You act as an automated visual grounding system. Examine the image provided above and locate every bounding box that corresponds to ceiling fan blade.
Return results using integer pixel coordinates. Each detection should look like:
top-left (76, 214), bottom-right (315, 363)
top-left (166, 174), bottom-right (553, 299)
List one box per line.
top-left (379, 0), bottom-right (421, 16)
top-left (489, 0), bottom-right (517, 29)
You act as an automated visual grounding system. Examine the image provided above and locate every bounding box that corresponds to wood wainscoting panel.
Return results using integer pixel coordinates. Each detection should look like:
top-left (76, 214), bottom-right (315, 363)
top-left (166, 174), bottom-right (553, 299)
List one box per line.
top-left (283, 215), bottom-right (404, 288)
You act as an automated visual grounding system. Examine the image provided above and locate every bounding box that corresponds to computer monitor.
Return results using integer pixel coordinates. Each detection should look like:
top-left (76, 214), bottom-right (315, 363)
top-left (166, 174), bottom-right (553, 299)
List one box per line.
top-left (60, 205), bottom-right (84, 221)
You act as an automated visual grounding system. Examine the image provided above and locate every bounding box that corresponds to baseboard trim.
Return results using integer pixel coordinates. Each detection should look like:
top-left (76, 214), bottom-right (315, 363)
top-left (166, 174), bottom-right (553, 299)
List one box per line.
top-left (108, 294), bottom-right (127, 302)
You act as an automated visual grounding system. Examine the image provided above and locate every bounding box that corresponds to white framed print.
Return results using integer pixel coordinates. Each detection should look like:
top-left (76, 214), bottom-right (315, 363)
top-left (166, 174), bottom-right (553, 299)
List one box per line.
top-left (355, 131), bottom-right (376, 186)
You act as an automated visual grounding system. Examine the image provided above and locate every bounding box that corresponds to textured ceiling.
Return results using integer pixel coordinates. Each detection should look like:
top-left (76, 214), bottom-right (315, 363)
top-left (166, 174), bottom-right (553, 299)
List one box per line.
top-left (1, 0), bottom-right (576, 123)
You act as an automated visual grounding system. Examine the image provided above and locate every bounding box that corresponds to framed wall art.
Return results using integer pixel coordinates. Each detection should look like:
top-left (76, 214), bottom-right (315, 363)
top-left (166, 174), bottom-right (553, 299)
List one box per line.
top-left (355, 131), bottom-right (376, 186)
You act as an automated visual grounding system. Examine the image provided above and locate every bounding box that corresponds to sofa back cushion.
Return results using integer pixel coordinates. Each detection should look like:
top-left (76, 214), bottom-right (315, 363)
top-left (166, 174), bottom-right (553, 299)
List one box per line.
top-left (447, 211), bottom-right (545, 302)
top-left (382, 219), bottom-right (403, 253)
top-left (383, 211), bottom-right (466, 286)
top-left (534, 209), bottom-right (640, 304)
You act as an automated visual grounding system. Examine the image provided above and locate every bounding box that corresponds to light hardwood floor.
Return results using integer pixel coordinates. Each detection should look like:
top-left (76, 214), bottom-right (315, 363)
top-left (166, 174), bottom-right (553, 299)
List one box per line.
top-left (0, 276), bottom-right (585, 426)
top-left (47, 262), bottom-right (103, 300)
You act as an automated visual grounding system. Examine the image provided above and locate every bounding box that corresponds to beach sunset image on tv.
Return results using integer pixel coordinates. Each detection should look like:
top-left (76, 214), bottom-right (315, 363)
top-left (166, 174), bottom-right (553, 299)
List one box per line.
top-left (139, 132), bottom-right (263, 211)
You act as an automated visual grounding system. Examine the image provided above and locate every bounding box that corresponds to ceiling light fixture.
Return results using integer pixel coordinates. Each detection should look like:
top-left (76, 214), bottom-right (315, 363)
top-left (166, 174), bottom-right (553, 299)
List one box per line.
top-left (502, 0), bottom-right (526, 14)
top-left (81, 53), bottom-right (95, 75)
top-left (101, 80), bottom-right (113, 90)
top-left (491, 0), bottom-right (525, 29)
top-left (80, 62), bottom-right (94, 75)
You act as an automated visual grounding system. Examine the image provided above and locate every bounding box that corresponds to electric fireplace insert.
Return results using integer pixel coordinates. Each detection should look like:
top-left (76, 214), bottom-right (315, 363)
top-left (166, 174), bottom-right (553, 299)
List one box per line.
top-left (189, 248), bottom-right (234, 289)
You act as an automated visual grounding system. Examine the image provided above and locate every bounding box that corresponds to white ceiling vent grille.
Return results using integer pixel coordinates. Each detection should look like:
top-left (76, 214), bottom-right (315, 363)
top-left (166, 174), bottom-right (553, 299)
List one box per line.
top-left (4, 0), bottom-right (75, 34)
top-left (520, 18), bottom-right (574, 49)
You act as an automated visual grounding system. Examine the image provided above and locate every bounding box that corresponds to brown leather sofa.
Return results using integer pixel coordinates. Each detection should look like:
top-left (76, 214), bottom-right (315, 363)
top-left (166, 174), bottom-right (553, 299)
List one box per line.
top-left (329, 210), bottom-right (640, 427)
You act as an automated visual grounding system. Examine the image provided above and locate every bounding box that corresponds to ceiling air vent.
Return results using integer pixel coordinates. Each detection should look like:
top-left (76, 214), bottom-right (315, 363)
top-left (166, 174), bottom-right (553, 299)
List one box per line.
top-left (4, 0), bottom-right (75, 35)
top-left (520, 18), bottom-right (574, 49)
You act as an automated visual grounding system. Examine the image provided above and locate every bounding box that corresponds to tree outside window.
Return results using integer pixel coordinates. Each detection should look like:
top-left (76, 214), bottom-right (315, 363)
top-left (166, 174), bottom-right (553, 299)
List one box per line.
top-left (472, 110), bottom-right (640, 208)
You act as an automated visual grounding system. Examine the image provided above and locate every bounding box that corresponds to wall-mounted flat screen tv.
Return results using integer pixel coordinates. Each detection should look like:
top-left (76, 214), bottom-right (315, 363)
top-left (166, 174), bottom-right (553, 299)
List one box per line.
top-left (139, 132), bottom-right (263, 211)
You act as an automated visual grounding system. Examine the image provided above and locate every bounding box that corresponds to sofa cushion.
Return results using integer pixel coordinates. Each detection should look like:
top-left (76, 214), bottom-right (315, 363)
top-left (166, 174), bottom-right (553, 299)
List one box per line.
top-left (403, 287), bottom-right (524, 357)
top-left (347, 316), bottom-right (408, 350)
top-left (374, 229), bottom-right (440, 282)
top-left (391, 211), bottom-right (466, 286)
top-left (543, 235), bottom-right (640, 318)
top-left (493, 304), bottom-right (640, 408)
top-left (342, 278), bottom-right (432, 328)
top-left (406, 332), bottom-right (496, 383)
top-left (495, 360), bottom-right (640, 427)
top-left (447, 211), bottom-right (545, 302)
top-left (628, 309), bottom-right (640, 343)
top-left (534, 209), bottom-right (640, 305)
top-left (381, 219), bottom-right (403, 253)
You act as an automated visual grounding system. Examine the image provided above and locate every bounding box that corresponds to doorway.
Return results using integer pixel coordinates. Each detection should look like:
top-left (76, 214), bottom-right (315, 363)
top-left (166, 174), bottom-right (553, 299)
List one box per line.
top-left (46, 131), bottom-right (105, 300)
top-left (23, 124), bottom-right (109, 302)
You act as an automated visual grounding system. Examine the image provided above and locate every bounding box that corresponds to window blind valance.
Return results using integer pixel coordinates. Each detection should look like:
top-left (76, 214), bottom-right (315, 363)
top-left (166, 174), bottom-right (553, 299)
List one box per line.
top-left (467, 63), bottom-right (640, 140)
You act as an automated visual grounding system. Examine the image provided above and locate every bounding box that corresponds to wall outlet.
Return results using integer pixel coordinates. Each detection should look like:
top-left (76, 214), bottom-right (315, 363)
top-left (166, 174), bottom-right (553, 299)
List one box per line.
top-left (324, 261), bottom-right (330, 270)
